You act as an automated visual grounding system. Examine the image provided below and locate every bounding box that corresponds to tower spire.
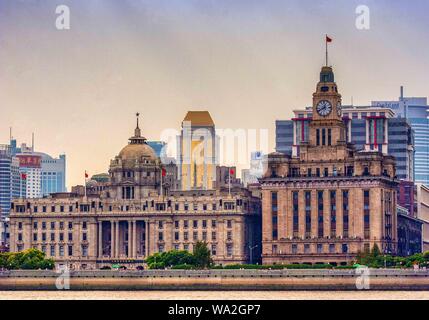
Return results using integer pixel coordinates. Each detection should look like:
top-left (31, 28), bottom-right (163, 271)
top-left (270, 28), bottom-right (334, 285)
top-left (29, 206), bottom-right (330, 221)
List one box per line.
top-left (135, 112), bottom-right (141, 137)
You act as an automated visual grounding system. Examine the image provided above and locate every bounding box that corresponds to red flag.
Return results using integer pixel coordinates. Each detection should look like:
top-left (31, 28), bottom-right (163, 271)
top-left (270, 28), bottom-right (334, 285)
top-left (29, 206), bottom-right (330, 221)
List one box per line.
top-left (21, 173), bottom-right (27, 180)
top-left (85, 171), bottom-right (89, 178)
top-left (161, 168), bottom-right (166, 177)
top-left (326, 35), bottom-right (332, 43)
top-left (229, 168), bottom-right (235, 176)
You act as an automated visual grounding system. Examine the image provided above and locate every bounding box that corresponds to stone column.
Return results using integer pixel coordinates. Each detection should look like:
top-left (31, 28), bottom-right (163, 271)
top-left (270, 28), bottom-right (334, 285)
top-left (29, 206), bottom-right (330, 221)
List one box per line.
top-left (128, 220), bottom-right (132, 258)
top-left (98, 222), bottom-right (102, 257)
top-left (133, 220), bottom-right (137, 258)
top-left (115, 221), bottom-right (120, 258)
top-left (110, 221), bottom-right (115, 258)
top-left (145, 220), bottom-right (149, 257)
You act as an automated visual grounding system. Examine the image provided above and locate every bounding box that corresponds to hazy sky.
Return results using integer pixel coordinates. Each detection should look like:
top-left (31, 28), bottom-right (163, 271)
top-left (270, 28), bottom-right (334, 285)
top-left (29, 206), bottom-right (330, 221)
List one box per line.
top-left (1, 0), bottom-right (428, 188)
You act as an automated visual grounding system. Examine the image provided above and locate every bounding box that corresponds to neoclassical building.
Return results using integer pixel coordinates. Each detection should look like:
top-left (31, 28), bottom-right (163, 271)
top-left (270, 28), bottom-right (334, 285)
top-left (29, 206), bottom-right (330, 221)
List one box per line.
top-left (9, 116), bottom-right (261, 269)
top-left (260, 65), bottom-right (398, 265)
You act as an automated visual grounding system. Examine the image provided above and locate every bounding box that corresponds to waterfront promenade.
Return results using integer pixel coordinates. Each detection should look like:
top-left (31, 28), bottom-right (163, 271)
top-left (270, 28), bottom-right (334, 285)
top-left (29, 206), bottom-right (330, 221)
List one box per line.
top-left (1, 269), bottom-right (429, 291)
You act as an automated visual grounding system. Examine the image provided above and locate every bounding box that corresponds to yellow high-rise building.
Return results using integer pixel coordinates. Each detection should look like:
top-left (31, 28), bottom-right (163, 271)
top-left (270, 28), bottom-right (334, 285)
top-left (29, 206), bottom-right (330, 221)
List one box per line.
top-left (178, 111), bottom-right (218, 190)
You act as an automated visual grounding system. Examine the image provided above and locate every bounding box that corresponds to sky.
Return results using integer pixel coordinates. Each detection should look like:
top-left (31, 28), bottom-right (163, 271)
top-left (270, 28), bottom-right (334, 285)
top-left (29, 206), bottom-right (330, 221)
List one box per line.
top-left (1, 0), bottom-right (428, 188)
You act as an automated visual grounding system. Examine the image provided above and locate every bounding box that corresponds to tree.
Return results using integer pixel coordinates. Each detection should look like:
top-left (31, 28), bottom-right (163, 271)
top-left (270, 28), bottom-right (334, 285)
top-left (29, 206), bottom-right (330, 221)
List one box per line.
top-left (193, 241), bottom-right (212, 269)
top-left (146, 250), bottom-right (195, 269)
top-left (0, 249), bottom-right (54, 270)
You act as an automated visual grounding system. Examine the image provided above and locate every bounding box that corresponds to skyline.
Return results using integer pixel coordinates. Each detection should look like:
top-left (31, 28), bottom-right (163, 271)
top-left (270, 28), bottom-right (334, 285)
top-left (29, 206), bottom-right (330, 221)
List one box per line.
top-left (1, 0), bottom-right (429, 188)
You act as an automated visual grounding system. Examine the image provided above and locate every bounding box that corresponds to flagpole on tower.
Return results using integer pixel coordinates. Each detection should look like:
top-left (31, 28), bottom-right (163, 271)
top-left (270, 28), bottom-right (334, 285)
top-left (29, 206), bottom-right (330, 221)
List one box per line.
top-left (325, 34), bottom-right (328, 67)
top-left (325, 35), bottom-right (332, 67)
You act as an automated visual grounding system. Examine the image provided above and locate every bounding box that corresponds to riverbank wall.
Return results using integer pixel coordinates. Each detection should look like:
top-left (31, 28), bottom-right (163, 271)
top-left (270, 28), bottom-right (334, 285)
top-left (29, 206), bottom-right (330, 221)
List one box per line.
top-left (1, 269), bottom-right (429, 291)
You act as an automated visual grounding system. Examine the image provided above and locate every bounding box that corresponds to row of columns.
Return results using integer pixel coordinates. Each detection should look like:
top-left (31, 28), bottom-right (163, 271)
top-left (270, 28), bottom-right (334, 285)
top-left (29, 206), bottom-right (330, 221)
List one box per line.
top-left (97, 220), bottom-right (149, 259)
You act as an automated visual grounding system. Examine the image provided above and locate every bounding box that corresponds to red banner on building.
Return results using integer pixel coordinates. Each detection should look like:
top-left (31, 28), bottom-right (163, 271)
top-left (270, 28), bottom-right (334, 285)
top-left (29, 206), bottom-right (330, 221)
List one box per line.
top-left (17, 155), bottom-right (41, 168)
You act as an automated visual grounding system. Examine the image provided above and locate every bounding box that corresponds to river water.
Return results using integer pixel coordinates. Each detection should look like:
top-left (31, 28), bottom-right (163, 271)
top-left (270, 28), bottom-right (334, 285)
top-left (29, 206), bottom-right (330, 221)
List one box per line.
top-left (0, 291), bottom-right (428, 300)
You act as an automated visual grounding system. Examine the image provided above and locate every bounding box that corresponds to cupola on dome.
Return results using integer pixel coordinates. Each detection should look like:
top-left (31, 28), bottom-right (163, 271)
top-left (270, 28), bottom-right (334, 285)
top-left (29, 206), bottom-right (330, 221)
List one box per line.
top-left (118, 113), bottom-right (157, 162)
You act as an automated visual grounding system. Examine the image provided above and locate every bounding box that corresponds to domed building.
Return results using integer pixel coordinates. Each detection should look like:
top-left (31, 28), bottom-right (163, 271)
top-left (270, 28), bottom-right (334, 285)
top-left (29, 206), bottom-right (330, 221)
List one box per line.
top-left (108, 113), bottom-right (163, 199)
top-left (9, 113), bottom-right (261, 270)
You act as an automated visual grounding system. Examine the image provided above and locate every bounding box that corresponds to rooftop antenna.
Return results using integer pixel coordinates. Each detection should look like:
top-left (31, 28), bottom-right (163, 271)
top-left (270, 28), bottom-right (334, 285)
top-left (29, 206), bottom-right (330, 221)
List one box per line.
top-left (32, 132), bottom-right (35, 152)
top-left (9, 127), bottom-right (12, 141)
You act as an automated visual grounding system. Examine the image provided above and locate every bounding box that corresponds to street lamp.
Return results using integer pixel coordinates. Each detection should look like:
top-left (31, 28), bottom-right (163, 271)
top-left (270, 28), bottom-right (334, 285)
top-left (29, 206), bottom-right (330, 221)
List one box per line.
top-left (249, 245), bottom-right (258, 265)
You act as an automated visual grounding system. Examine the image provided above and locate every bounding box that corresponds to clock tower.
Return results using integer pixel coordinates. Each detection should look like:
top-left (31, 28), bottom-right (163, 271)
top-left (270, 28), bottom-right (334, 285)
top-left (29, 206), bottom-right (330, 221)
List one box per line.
top-left (306, 66), bottom-right (346, 150)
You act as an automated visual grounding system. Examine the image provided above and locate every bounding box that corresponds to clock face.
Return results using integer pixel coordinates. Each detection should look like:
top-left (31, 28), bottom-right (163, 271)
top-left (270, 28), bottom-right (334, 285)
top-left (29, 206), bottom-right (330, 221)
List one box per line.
top-left (316, 100), bottom-right (332, 116)
top-left (337, 102), bottom-right (342, 116)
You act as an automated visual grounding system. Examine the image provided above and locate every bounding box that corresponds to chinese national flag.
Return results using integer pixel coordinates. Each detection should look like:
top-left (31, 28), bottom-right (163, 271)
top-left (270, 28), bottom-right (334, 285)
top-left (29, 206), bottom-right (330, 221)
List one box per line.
top-left (162, 168), bottom-right (166, 177)
top-left (21, 173), bottom-right (27, 180)
top-left (229, 168), bottom-right (235, 176)
top-left (85, 171), bottom-right (89, 178)
top-left (326, 35), bottom-right (332, 43)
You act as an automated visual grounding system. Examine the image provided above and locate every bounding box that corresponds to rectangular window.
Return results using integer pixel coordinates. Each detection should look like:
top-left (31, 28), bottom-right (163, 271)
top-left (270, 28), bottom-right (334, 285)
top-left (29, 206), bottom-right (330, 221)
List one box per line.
top-left (193, 231), bottom-right (198, 241)
top-left (328, 129), bottom-right (332, 145)
top-left (211, 231), bottom-right (216, 241)
top-left (184, 232), bottom-right (188, 241)
top-left (322, 128), bottom-right (326, 145)
top-left (317, 244), bottom-right (323, 254)
top-left (59, 245), bottom-right (64, 257)
top-left (211, 244), bottom-right (217, 256)
top-left (226, 244), bottom-right (233, 256)
top-left (68, 245), bottom-right (73, 256)
top-left (227, 220), bottom-right (232, 228)
top-left (330, 190), bottom-right (336, 237)
top-left (304, 244), bottom-right (310, 254)
top-left (50, 245), bottom-right (55, 257)
top-left (158, 232), bottom-right (163, 241)
top-left (193, 220), bottom-right (198, 228)
top-left (183, 220), bottom-right (189, 229)
top-left (293, 191), bottom-right (299, 237)
top-left (202, 220), bottom-right (207, 229)
top-left (82, 221), bottom-right (87, 230)
top-left (329, 244), bottom-right (335, 254)
top-left (316, 129), bottom-right (320, 146)
top-left (50, 233), bottom-right (55, 241)
top-left (211, 220), bottom-right (216, 228)
top-left (68, 233), bottom-right (73, 241)
top-left (364, 190), bottom-right (370, 239)
top-left (174, 221), bottom-right (179, 229)
top-left (271, 192), bottom-right (278, 240)
top-left (82, 246), bottom-right (88, 257)
top-left (305, 191), bottom-right (311, 237)
top-left (50, 222), bottom-right (55, 230)
top-left (343, 190), bottom-right (349, 237)
top-left (318, 191), bottom-right (324, 238)
top-left (174, 232), bottom-right (179, 241)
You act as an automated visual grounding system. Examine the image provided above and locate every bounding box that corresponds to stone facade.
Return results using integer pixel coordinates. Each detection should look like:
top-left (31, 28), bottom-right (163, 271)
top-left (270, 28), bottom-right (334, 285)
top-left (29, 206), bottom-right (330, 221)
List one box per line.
top-left (260, 66), bottom-right (398, 266)
top-left (9, 115), bottom-right (261, 270)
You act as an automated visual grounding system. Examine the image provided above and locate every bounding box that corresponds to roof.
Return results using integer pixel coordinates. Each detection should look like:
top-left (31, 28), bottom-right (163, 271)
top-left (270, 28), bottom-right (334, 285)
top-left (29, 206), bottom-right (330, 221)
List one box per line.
top-left (183, 111), bottom-right (214, 127)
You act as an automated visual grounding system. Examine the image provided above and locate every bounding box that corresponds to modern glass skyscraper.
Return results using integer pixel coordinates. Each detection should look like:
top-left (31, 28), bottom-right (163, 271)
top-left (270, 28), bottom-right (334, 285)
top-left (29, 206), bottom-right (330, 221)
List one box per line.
top-left (373, 87), bottom-right (429, 185)
top-left (39, 153), bottom-right (66, 196)
top-left (0, 145), bottom-right (24, 245)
